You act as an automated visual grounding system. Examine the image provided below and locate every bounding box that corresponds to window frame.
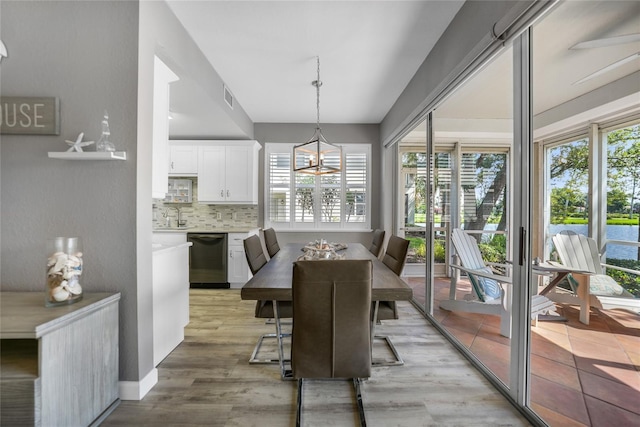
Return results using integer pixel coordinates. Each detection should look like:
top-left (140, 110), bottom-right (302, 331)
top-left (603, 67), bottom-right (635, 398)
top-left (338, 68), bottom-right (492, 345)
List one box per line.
top-left (264, 143), bottom-right (372, 231)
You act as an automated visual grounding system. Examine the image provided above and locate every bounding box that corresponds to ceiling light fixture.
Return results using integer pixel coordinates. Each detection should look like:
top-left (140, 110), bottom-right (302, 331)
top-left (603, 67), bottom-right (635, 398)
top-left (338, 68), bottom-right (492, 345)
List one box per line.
top-left (293, 56), bottom-right (342, 175)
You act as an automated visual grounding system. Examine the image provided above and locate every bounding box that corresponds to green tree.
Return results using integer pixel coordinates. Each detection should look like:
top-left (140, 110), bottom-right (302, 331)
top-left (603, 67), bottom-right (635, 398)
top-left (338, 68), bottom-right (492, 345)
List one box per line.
top-left (608, 125), bottom-right (640, 258)
top-left (550, 188), bottom-right (586, 222)
top-left (463, 154), bottom-right (507, 233)
top-left (607, 188), bottom-right (629, 214)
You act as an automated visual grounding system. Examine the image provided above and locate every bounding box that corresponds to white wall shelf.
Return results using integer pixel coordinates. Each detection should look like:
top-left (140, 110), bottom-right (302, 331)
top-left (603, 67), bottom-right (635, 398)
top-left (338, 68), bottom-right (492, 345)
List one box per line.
top-left (48, 151), bottom-right (127, 160)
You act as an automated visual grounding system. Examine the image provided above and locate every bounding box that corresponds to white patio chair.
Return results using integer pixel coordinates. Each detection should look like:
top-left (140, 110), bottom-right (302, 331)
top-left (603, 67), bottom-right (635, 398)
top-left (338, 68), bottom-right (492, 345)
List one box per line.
top-left (552, 231), bottom-right (640, 319)
top-left (440, 228), bottom-right (555, 338)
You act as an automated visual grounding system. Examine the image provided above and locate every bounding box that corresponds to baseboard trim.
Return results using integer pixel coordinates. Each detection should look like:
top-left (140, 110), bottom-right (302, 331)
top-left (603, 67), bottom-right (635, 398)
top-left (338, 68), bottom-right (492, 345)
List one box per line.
top-left (118, 368), bottom-right (158, 401)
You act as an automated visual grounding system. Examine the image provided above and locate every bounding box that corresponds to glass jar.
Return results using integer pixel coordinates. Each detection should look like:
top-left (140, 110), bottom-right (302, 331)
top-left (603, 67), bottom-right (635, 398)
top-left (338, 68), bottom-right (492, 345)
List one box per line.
top-left (46, 237), bottom-right (83, 307)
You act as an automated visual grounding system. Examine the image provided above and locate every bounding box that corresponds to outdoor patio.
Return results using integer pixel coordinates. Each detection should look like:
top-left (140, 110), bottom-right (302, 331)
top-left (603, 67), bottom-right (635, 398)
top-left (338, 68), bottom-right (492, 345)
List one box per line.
top-left (406, 276), bottom-right (640, 427)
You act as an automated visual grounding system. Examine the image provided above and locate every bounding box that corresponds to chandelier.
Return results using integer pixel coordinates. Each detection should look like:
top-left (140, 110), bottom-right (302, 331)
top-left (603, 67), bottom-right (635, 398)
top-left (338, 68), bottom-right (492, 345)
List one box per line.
top-left (293, 56), bottom-right (342, 175)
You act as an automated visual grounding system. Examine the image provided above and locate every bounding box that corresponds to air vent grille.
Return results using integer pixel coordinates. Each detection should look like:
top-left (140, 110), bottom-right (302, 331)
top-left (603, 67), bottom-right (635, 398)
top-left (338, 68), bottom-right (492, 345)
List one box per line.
top-left (224, 85), bottom-right (233, 109)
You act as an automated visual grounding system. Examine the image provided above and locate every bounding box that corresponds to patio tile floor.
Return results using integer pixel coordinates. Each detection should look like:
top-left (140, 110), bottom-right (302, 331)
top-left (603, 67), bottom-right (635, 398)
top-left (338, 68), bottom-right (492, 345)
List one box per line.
top-left (405, 276), bottom-right (640, 427)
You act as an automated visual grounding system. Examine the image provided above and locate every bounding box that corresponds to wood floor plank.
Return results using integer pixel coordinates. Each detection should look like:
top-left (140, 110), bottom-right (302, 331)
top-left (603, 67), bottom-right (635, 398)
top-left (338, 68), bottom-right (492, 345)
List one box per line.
top-left (102, 289), bottom-right (529, 426)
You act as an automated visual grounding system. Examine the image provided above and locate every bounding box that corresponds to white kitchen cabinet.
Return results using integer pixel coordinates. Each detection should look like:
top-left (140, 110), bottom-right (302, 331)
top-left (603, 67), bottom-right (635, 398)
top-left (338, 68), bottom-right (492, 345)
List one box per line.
top-left (168, 142), bottom-right (198, 175)
top-left (152, 237), bottom-right (191, 366)
top-left (227, 231), bottom-right (258, 287)
top-left (151, 56), bottom-right (179, 199)
top-left (197, 140), bottom-right (260, 204)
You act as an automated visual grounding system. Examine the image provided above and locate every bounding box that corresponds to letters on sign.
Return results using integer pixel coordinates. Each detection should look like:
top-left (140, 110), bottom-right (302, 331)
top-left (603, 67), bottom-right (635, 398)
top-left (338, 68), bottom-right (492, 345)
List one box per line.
top-left (0, 97), bottom-right (60, 135)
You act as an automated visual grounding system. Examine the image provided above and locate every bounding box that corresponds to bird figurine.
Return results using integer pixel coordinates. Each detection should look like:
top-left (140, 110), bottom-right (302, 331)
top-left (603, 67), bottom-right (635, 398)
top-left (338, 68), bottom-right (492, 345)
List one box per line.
top-left (65, 132), bottom-right (95, 152)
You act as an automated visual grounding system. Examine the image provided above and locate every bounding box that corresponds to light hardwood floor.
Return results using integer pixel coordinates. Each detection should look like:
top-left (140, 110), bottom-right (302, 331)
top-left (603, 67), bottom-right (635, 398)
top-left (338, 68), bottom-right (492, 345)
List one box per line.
top-left (102, 289), bottom-right (530, 426)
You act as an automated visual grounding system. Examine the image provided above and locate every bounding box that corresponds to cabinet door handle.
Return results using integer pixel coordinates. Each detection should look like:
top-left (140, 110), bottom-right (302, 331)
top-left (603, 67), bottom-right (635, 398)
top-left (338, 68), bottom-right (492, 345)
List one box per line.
top-left (171, 161), bottom-right (174, 170)
top-left (227, 190), bottom-right (230, 197)
top-left (220, 190), bottom-right (224, 197)
top-left (229, 250), bottom-right (233, 258)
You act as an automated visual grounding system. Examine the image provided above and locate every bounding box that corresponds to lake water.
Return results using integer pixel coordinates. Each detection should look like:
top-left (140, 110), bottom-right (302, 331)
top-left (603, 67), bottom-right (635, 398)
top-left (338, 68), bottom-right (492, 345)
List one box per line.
top-left (549, 224), bottom-right (639, 260)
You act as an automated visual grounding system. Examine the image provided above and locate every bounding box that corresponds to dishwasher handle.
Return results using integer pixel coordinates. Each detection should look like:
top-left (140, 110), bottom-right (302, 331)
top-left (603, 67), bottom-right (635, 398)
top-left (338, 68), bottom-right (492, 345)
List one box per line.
top-left (188, 234), bottom-right (227, 241)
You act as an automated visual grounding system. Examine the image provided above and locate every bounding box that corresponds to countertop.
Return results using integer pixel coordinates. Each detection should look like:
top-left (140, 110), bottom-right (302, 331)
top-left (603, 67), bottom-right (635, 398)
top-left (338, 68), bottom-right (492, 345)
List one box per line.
top-left (152, 241), bottom-right (192, 255)
top-left (153, 227), bottom-right (258, 234)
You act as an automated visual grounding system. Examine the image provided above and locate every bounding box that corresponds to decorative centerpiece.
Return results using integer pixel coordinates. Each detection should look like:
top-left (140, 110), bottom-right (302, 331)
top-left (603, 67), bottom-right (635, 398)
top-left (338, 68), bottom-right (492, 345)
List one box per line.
top-left (46, 237), bottom-right (83, 306)
top-left (298, 239), bottom-right (346, 261)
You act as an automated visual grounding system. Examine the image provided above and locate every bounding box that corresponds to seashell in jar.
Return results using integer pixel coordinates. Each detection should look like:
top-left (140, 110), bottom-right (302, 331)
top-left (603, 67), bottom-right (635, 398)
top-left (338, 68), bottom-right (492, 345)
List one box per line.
top-left (47, 251), bottom-right (65, 266)
top-left (65, 277), bottom-right (82, 295)
top-left (67, 255), bottom-right (82, 267)
top-left (48, 253), bottom-right (68, 275)
top-left (51, 286), bottom-right (70, 302)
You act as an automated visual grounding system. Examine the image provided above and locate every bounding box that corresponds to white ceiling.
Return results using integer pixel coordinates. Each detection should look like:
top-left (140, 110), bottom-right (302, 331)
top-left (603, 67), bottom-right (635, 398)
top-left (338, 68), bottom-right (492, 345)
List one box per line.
top-left (165, 0), bottom-right (464, 125)
top-left (433, 1), bottom-right (640, 121)
top-left (403, 0), bottom-right (640, 144)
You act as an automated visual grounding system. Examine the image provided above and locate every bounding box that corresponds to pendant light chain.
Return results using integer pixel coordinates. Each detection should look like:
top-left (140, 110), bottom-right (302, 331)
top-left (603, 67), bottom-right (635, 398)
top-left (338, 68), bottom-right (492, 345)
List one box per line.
top-left (316, 56), bottom-right (321, 129)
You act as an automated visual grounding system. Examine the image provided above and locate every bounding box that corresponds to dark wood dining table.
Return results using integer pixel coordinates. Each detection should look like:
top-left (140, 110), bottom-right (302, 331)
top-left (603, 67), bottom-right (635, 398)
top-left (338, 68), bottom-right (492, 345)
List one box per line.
top-left (241, 242), bottom-right (413, 378)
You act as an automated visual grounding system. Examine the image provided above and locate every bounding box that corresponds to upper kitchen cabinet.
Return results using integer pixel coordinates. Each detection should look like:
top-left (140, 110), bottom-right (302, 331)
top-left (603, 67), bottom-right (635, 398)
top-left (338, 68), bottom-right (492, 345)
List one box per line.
top-left (168, 141), bottom-right (198, 176)
top-left (198, 140), bottom-right (260, 204)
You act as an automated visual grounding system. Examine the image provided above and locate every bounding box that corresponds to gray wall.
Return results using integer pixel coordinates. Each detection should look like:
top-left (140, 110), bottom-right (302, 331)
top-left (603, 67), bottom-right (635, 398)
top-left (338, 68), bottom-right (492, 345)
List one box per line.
top-left (1, 0), bottom-right (140, 381)
top-left (140, 0), bottom-right (254, 141)
top-left (254, 123), bottom-right (381, 241)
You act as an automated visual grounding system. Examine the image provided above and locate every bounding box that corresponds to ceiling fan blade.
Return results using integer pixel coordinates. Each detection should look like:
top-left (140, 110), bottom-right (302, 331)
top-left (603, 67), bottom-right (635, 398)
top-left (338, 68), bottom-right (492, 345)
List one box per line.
top-left (573, 51), bottom-right (640, 85)
top-left (570, 33), bottom-right (640, 50)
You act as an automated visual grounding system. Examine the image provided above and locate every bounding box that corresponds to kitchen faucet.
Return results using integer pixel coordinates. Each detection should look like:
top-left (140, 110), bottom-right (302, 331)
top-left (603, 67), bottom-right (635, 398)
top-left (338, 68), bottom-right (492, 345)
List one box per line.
top-left (164, 206), bottom-right (182, 228)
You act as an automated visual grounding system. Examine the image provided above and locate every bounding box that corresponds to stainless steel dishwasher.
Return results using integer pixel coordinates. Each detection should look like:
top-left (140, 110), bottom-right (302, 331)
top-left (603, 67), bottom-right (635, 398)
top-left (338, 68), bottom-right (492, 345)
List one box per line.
top-left (187, 233), bottom-right (228, 288)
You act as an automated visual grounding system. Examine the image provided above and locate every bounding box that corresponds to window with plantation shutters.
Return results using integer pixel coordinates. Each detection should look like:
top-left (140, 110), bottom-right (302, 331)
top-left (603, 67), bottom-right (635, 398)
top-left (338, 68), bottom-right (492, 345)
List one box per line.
top-left (267, 152), bottom-right (291, 223)
top-left (344, 152), bottom-right (367, 224)
top-left (265, 143), bottom-right (371, 230)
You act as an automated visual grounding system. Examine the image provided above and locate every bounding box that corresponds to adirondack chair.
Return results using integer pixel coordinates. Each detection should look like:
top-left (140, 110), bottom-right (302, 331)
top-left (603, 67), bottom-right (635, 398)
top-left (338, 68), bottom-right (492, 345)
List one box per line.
top-left (551, 231), bottom-right (639, 321)
top-left (440, 228), bottom-right (556, 338)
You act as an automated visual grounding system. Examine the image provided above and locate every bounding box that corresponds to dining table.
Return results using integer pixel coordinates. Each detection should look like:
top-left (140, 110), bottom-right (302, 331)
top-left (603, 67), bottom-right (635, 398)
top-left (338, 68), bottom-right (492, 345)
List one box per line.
top-left (241, 242), bottom-right (413, 379)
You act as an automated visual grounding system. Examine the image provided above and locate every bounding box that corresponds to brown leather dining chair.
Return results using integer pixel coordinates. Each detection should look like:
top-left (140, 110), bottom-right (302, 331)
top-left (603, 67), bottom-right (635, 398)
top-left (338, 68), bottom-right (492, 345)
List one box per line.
top-left (243, 234), bottom-right (292, 364)
top-left (373, 235), bottom-right (410, 366)
top-left (291, 259), bottom-right (372, 427)
top-left (263, 227), bottom-right (280, 258)
top-left (368, 229), bottom-right (385, 258)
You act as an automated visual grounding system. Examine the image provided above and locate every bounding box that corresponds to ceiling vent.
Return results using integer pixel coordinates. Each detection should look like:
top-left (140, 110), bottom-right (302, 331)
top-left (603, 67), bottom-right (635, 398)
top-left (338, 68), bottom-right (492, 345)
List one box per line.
top-left (223, 85), bottom-right (234, 109)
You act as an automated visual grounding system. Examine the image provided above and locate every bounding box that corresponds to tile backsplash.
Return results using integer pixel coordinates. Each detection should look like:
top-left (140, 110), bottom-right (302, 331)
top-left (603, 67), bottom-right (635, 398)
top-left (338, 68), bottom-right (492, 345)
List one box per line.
top-left (153, 178), bottom-right (258, 229)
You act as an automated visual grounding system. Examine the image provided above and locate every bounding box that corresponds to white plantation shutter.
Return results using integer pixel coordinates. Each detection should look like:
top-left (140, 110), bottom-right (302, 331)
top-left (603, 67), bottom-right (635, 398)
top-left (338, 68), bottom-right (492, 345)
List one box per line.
top-left (268, 152), bottom-right (291, 223)
top-left (265, 143), bottom-right (370, 230)
top-left (344, 152), bottom-right (367, 223)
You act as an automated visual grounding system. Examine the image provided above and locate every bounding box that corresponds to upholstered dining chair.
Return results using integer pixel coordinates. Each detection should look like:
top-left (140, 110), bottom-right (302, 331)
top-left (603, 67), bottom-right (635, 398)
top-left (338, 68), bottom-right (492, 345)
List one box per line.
top-left (373, 235), bottom-right (410, 366)
top-left (243, 234), bottom-right (292, 364)
top-left (368, 229), bottom-right (386, 258)
top-left (291, 259), bottom-right (373, 427)
top-left (263, 227), bottom-right (280, 258)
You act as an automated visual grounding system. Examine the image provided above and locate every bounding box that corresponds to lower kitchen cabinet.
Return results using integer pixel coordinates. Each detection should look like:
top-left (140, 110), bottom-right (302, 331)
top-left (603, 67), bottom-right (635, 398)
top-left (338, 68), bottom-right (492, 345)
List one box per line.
top-left (152, 239), bottom-right (191, 365)
top-left (227, 232), bottom-right (254, 287)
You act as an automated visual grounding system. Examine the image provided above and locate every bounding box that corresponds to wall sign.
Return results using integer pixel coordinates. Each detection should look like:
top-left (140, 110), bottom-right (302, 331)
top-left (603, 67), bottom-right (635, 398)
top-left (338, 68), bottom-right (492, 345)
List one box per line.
top-left (0, 96), bottom-right (60, 135)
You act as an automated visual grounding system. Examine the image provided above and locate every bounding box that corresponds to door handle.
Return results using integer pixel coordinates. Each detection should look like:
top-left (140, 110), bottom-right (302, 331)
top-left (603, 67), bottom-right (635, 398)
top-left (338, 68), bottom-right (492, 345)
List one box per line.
top-left (227, 190), bottom-right (230, 197)
top-left (220, 190), bottom-right (224, 197)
